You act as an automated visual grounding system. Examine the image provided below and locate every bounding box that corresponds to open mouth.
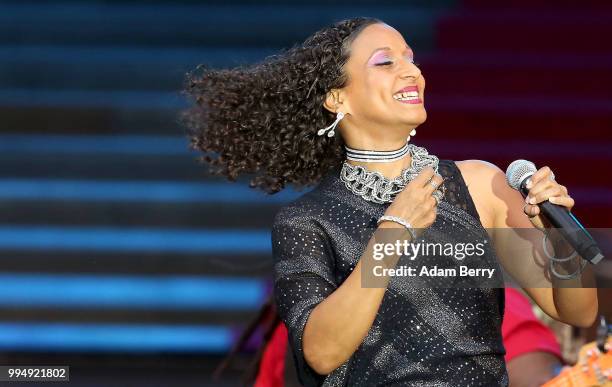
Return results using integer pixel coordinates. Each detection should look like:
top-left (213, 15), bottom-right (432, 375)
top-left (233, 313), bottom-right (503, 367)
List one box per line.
top-left (392, 85), bottom-right (422, 104)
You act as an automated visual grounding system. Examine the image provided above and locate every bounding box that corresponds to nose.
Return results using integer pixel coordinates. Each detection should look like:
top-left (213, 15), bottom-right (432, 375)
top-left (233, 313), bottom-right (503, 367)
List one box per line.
top-left (399, 59), bottom-right (421, 80)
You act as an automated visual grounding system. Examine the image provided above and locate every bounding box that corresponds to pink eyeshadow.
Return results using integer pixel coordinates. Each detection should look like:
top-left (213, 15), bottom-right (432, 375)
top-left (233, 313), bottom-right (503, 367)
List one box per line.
top-left (368, 52), bottom-right (391, 66)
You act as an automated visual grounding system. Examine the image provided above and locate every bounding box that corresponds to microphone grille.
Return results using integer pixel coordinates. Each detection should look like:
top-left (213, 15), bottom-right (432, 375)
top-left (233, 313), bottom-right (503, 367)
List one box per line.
top-left (506, 160), bottom-right (537, 190)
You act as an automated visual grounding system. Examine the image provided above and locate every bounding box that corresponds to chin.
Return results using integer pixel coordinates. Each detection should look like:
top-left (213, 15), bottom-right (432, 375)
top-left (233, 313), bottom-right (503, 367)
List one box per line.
top-left (405, 108), bottom-right (427, 126)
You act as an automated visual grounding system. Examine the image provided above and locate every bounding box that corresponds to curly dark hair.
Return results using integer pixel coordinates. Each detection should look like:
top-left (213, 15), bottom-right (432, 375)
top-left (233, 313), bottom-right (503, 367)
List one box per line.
top-left (180, 17), bottom-right (383, 194)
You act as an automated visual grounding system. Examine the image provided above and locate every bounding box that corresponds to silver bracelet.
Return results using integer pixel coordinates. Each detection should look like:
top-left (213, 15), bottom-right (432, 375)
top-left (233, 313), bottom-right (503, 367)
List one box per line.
top-left (542, 231), bottom-right (586, 280)
top-left (549, 256), bottom-right (587, 280)
top-left (542, 231), bottom-right (578, 262)
top-left (377, 215), bottom-right (417, 241)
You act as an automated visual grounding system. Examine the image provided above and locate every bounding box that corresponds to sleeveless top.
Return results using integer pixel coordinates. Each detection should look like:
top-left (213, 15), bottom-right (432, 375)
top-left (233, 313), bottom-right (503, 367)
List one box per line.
top-left (271, 159), bottom-right (508, 386)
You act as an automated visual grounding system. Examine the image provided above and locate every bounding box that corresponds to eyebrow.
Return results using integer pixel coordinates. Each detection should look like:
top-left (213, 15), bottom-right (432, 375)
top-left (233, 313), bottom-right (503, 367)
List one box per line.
top-left (368, 45), bottom-right (413, 60)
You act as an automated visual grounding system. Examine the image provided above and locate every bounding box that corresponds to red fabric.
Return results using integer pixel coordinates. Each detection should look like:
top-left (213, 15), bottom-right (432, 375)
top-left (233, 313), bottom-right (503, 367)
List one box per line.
top-left (501, 288), bottom-right (562, 363)
top-left (254, 322), bottom-right (288, 387)
top-left (255, 288), bottom-right (562, 386)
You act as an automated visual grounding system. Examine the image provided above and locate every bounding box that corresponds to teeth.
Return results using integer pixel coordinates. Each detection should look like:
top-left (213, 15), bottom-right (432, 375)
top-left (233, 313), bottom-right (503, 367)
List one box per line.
top-left (393, 91), bottom-right (419, 99)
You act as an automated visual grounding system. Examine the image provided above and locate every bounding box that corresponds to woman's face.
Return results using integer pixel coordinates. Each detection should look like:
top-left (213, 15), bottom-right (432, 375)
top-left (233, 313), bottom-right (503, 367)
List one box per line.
top-left (329, 23), bottom-right (426, 143)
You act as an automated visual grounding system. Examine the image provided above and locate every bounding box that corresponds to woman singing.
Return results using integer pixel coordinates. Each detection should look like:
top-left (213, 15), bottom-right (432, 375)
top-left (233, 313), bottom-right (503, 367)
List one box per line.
top-left (182, 17), bottom-right (598, 386)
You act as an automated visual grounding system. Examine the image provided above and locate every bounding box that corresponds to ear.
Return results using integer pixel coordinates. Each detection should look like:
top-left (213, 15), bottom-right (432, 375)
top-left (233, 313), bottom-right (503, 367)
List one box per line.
top-left (323, 89), bottom-right (344, 114)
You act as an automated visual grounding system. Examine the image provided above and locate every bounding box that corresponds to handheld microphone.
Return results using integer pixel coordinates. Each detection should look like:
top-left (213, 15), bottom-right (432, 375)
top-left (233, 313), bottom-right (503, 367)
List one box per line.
top-left (505, 160), bottom-right (604, 265)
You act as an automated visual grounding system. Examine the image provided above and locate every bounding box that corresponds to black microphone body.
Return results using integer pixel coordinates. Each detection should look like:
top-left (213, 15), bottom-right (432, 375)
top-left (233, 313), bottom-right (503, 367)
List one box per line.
top-left (519, 176), bottom-right (604, 265)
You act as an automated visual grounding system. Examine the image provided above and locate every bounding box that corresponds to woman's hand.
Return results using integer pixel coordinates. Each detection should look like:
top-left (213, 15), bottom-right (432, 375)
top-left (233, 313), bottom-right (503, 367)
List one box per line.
top-left (522, 166), bottom-right (575, 232)
top-left (382, 166), bottom-right (444, 237)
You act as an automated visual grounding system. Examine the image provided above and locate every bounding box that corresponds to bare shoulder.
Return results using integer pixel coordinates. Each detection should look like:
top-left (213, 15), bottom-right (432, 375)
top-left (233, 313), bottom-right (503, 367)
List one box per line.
top-left (455, 160), bottom-right (505, 184)
top-left (454, 159), bottom-right (507, 228)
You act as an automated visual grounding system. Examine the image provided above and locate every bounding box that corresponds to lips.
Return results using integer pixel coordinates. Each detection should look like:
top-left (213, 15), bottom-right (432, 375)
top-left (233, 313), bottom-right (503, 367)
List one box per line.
top-left (396, 98), bottom-right (422, 104)
top-left (395, 85), bottom-right (418, 94)
top-left (392, 85), bottom-right (422, 104)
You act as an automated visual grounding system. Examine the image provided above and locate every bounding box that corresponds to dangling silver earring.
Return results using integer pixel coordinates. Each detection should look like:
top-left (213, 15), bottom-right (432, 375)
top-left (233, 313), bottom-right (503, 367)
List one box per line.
top-left (317, 111), bottom-right (344, 137)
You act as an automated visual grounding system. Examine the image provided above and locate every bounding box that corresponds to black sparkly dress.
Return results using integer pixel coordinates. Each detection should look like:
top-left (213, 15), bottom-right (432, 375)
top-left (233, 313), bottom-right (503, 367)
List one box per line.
top-left (271, 159), bottom-right (508, 387)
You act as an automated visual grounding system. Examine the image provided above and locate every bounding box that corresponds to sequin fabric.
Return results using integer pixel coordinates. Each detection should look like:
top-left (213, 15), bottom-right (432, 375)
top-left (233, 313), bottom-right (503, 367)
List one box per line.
top-left (271, 159), bottom-right (508, 386)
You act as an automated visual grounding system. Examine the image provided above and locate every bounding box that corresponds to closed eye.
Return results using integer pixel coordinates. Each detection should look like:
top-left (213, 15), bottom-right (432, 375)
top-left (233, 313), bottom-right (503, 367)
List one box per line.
top-left (375, 60), bottom-right (420, 67)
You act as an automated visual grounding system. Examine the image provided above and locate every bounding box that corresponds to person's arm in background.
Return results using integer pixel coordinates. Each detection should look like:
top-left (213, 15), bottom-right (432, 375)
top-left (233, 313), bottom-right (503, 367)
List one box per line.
top-left (506, 353), bottom-right (562, 387)
top-left (503, 288), bottom-right (564, 387)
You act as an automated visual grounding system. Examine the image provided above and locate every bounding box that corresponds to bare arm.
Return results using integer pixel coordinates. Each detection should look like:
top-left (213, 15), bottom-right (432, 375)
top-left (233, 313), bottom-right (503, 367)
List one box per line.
top-left (507, 352), bottom-right (562, 387)
top-left (302, 222), bottom-right (408, 374)
top-left (463, 160), bottom-right (598, 328)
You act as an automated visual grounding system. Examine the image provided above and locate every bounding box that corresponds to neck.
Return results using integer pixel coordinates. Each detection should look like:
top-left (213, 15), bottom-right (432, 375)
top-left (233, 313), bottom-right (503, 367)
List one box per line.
top-left (345, 140), bottom-right (413, 180)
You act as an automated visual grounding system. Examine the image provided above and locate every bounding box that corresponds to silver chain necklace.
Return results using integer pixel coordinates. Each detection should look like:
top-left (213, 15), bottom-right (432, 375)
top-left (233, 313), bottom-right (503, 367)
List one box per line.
top-left (339, 143), bottom-right (445, 204)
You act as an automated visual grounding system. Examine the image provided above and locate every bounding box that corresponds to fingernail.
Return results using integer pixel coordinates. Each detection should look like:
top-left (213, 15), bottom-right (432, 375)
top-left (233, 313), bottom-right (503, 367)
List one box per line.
top-left (529, 197), bottom-right (536, 204)
top-left (526, 180), bottom-right (533, 189)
